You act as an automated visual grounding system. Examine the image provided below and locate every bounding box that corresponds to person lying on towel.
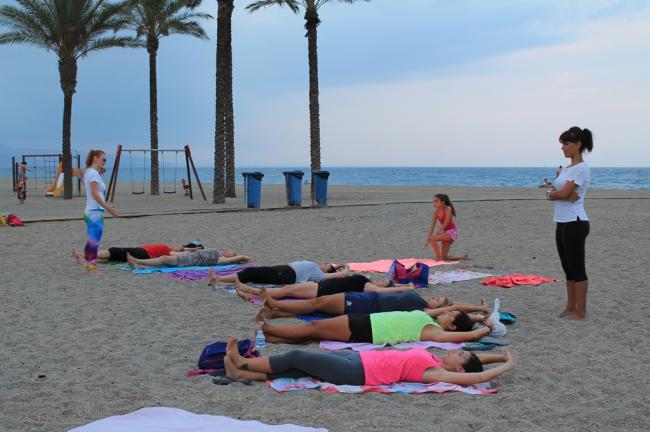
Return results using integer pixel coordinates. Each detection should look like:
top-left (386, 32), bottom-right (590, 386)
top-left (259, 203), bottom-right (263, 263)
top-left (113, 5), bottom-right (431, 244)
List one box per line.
top-left (126, 248), bottom-right (249, 269)
top-left (255, 288), bottom-right (489, 319)
top-left (72, 243), bottom-right (202, 264)
top-left (255, 308), bottom-right (497, 345)
top-left (223, 338), bottom-right (516, 386)
top-left (232, 274), bottom-right (416, 303)
top-left (208, 260), bottom-right (347, 287)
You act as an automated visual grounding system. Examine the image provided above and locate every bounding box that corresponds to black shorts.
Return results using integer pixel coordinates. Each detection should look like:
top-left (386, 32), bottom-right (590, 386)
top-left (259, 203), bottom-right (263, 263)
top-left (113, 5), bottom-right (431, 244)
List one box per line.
top-left (317, 275), bottom-right (370, 297)
top-left (347, 313), bottom-right (372, 343)
top-left (237, 265), bottom-right (297, 285)
top-left (108, 247), bottom-right (149, 262)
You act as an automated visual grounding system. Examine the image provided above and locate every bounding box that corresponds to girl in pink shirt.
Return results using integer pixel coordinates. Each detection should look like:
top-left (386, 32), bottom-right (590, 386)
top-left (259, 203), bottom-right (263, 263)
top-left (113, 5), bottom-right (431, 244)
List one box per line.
top-left (222, 338), bottom-right (515, 387)
top-left (423, 193), bottom-right (469, 261)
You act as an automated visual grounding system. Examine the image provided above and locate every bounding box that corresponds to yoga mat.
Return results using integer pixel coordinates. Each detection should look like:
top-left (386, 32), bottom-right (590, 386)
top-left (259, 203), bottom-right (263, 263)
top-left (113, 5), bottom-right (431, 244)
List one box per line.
top-left (347, 258), bottom-right (458, 273)
top-left (268, 377), bottom-right (494, 395)
top-left (120, 263), bottom-right (240, 275)
top-left (320, 340), bottom-right (464, 352)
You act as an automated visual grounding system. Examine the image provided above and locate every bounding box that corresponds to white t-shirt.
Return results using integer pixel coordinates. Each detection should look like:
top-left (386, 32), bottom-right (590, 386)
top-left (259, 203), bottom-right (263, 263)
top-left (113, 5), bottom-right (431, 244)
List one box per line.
top-left (553, 162), bottom-right (590, 222)
top-left (84, 168), bottom-right (106, 212)
top-left (289, 260), bottom-right (326, 283)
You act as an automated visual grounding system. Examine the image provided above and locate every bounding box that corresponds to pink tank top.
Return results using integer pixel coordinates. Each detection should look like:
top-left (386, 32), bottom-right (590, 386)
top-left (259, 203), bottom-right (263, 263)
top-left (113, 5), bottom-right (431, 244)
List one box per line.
top-left (359, 349), bottom-right (442, 386)
top-left (437, 208), bottom-right (457, 230)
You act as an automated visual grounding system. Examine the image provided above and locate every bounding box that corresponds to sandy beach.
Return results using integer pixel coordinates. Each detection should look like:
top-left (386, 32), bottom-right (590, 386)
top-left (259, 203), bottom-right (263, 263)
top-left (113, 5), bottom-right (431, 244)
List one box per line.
top-left (1, 183), bottom-right (649, 431)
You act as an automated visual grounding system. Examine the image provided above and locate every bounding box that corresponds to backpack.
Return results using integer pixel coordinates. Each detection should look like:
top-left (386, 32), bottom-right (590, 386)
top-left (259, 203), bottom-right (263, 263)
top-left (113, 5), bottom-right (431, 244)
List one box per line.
top-left (7, 214), bottom-right (24, 227)
top-left (387, 260), bottom-right (430, 288)
top-left (197, 339), bottom-right (256, 371)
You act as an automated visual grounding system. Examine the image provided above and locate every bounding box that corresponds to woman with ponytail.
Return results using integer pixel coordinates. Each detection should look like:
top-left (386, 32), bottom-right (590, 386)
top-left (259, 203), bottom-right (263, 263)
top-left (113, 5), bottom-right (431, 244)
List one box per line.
top-left (423, 194), bottom-right (469, 261)
top-left (75, 150), bottom-right (119, 271)
top-left (547, 127), bottom-right (593, 320)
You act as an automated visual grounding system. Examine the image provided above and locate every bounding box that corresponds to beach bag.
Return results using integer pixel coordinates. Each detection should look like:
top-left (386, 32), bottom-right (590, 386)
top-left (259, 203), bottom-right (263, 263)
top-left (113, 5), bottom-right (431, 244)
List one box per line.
top-left (387, 260), bottom-right (430, 288)
top-left (7, 214), bottom-right (24, 227)
top-left (197, 339), bottom-right (256, 371)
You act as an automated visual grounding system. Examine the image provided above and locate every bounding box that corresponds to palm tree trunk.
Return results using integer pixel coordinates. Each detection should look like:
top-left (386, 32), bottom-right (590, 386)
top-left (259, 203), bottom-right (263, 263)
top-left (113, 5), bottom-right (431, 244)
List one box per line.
top-left (224, 0), bottom-right (236, 198)
top-left (305, 11), bottom-right (322, 201)
top-left (148, 36), bottom-right (160, 195)
top-left (213, 0), bottom-right (228, 204)
top-left (58, 58), bottom-right (77, 200)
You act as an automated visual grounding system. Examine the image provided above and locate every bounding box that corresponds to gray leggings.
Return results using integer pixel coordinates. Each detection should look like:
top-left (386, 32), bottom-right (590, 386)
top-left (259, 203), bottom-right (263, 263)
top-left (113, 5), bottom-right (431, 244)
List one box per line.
top-left (268, 350), bottom-right (365, 385)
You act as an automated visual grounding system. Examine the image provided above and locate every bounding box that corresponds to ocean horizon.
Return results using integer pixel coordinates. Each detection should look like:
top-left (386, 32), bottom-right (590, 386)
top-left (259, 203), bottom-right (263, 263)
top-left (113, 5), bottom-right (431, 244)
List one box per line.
top-left (3, 166), bottom-right (650, 190)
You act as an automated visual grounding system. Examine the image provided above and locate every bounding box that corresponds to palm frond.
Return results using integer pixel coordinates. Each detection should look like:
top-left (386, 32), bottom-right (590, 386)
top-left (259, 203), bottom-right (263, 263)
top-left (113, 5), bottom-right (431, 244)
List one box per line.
top-left (81, 34), bottom-right (143, 55)
top-left (316, 0), bottom-right (370, 10)
top-left (0, 29), bottom-right (51, 48)
top-left (246, 0), bottom-right (301, 14)
top-left (161, 18), bottom-right (208, 39)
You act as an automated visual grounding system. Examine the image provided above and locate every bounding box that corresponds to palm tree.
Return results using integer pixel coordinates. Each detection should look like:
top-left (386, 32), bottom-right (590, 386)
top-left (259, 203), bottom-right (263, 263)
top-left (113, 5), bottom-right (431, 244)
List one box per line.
top-left (212, 0), bottom-right (233, 204)
top-left (223, 1), bottom-right (235, 198)
top-left (246, 0), bottom-right (368, 200)
top-left (0, 0), bottom-right (140, 199)
top-left (127, 0), bottom-right (210, 195)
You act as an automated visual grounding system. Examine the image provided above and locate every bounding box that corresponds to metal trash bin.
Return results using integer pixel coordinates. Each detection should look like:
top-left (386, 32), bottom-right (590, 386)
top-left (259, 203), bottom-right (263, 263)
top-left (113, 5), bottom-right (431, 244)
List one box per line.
top-left (283, 170), bottom-right (304, 207)
top-left (242, 172), bottom-right (264, 208)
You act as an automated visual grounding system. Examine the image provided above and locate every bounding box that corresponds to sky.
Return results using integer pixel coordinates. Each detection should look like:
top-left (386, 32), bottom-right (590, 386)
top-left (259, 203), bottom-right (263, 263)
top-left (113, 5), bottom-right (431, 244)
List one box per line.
top-left (1, 0), bottom-right (649, 167)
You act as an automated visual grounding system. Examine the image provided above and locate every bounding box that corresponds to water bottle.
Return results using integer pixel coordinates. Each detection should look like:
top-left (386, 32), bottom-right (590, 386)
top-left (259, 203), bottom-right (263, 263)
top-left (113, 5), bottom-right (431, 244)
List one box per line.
top-left (255, 329), bottom-right (266, 355)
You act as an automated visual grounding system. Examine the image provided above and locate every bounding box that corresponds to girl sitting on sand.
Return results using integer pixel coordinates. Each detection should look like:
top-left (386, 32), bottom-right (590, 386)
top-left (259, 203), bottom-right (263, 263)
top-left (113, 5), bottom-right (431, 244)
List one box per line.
top-left (223, 338), bottom-right (516, 386)
top-left (256, 307), bottom-right (496, 345)
top-left (229, 274), bottom-right (414, 303)
top-left (208, 261), bottom-right (347, 286)
top-left (423, 193), bottom-right (468, 261)
top-left (126, 248), bottom-right (249, 269)
top-left (254, 286), bottom-right (489, 319)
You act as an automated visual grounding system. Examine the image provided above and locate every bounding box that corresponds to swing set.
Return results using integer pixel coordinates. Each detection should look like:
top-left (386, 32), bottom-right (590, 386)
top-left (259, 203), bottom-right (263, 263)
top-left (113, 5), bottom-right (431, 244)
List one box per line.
top-left (105, 144), bottom-right (206, 202)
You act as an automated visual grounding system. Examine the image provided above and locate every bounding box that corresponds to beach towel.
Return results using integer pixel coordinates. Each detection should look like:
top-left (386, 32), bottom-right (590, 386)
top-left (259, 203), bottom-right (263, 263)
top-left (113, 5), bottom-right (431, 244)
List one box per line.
top-left (267, 377), bottom-right (494, 395)
top-left (480, 274), bottom-right (556, 288)
top-left (428, 269), bottom-right (494, 285)
top-left (319, 340), bottom-right (464, 352)
top-left (120, 263), bottom-right (243, 275)
top-left (68, 407), bottom-right (327, 432)
top-left (347, 258), bottom-right (458, 273)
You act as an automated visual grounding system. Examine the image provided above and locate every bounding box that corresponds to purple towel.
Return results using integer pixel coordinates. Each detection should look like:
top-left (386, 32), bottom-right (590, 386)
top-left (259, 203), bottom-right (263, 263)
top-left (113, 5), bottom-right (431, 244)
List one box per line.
top-left (162, 264), bottom-right (252, 281)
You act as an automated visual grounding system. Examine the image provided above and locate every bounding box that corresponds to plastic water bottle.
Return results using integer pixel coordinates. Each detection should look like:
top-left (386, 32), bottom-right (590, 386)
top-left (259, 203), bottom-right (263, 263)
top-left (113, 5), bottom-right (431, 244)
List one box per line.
top-left (255, 322), bottom-right (266, 355)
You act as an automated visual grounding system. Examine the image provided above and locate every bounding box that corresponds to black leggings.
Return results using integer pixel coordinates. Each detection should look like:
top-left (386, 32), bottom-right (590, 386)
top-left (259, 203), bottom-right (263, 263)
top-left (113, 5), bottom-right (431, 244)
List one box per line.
top-left (237, 265), bottom-right (296, 285)
top-left (268, 350), bottom-right (365, 385)
top-left (556, 220), bottom-right (590, 282)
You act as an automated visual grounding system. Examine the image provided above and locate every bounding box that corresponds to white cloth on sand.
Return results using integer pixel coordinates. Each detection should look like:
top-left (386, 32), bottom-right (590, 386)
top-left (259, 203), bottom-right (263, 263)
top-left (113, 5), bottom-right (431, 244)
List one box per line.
top-left (69, 407), bottom-right (328, 432)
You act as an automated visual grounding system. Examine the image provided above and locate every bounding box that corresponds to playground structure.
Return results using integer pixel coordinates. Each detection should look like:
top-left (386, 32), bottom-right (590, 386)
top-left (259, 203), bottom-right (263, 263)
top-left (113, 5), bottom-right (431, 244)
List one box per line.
top-left (11, 153), bottom-right (83, 197)
top-left (105, 144), bottom-right (206, 202)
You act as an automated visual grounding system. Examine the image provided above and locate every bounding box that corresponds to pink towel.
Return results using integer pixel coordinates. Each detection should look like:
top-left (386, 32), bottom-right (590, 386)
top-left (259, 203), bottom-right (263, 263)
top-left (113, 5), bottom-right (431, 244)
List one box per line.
top-left (480, 274), bottom-right (556, 288)
top-left (347, 258), bottom-right (458, 273)
top-left (319, 340), bottom-right (464, 352)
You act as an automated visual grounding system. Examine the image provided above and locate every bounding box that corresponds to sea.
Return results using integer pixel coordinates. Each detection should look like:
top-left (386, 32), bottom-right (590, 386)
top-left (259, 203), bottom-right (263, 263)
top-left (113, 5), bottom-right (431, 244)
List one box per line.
top-left (2, 167), bottom-right (649, 190)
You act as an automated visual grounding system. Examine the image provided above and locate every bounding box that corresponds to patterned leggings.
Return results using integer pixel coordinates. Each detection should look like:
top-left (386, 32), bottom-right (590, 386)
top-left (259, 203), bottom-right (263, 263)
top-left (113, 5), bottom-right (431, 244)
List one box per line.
top-left (84, 209), bottom-right (104, 268)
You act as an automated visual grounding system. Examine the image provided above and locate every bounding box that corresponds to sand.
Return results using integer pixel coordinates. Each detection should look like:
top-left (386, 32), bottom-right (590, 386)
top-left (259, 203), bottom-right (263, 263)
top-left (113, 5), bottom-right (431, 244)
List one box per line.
top-left (1, 182), bottom-right (649, 431)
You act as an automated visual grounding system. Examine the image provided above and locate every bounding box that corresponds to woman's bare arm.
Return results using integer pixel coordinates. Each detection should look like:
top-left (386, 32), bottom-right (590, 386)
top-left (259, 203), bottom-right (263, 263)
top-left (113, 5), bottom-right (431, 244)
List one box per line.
top-left (422, 352), bottom-right (516, 385)
top-left (548, 181), bottom-right (577, 201)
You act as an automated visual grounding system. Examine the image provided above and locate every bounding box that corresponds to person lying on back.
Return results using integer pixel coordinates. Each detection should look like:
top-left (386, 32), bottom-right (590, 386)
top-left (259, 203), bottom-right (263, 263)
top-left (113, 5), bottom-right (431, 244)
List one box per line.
top-left (71, 243), bottom-right (202, 264)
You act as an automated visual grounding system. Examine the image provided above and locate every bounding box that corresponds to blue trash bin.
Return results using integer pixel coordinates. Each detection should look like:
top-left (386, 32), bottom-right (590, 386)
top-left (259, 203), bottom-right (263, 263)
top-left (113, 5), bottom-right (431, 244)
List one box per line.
top-left (283, 170), bottom-right (304, 207)
top-left (311, 170), bottom-right (330, 206)
top-left (242, 172), bottom-right (264, 208)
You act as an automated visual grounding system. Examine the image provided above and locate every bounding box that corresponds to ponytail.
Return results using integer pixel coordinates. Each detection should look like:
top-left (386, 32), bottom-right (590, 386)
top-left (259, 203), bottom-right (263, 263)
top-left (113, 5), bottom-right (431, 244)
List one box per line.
top-left (434, 193), bottom-right (456, 216)
top-left (85, 149), bottom-right (105, 168)
top-left (559, 126), bottom-right (593, 154)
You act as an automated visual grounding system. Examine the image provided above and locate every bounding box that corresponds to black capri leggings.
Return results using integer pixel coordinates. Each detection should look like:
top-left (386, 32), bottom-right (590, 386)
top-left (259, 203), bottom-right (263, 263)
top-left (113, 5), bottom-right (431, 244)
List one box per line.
top-left (237, 265), bottom-right (296, 285)
top-left (556, 220), bottom-right (590, 282)
top-left (268, 350), bottom-right (365, 385)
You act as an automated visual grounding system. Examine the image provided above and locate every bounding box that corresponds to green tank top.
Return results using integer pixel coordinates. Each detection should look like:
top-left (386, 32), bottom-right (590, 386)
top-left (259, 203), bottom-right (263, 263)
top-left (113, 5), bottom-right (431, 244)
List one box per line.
top-left (370, 310), bottom-right (441, 345)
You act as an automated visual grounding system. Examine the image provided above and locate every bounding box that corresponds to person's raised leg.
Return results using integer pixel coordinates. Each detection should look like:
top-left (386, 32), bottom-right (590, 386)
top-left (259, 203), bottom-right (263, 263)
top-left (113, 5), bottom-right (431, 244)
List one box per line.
top-left (227, 338), bottom-right (273, 373)
top-left (224, 356), bottom-right (267, 382)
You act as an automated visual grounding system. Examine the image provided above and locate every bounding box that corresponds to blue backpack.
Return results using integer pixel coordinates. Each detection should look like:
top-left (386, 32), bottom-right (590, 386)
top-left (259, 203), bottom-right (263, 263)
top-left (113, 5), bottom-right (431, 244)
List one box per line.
top-left (198, 339), bottom-right (256, 371)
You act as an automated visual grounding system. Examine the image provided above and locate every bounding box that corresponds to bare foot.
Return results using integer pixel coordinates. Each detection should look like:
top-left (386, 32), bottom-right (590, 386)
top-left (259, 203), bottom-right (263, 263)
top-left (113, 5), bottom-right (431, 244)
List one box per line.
top-left (71, 248), bottom-right (84, 266)
top-left (254, 307), bottom-right (266, 326)
top-left (224, 355), bottom-right (243, 380)
top-left (126, 254), bottom-right (140, 270)
top-left (235, 279), bottom-right (259, 295)
top-left (226, 338), bottom-right (246, 368)
top-left (208, 268), bottom-right (218, 287)
top-left (559, 309), bottom-right (575, 318)
top-left (235, 285), bottom-right (253, 302)
top-left (263, 305), bottom-right (281, 319)
top-left (258, 287), bottom-right (277, 307)
top-left (566, 313), bottom-right (586, 321)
